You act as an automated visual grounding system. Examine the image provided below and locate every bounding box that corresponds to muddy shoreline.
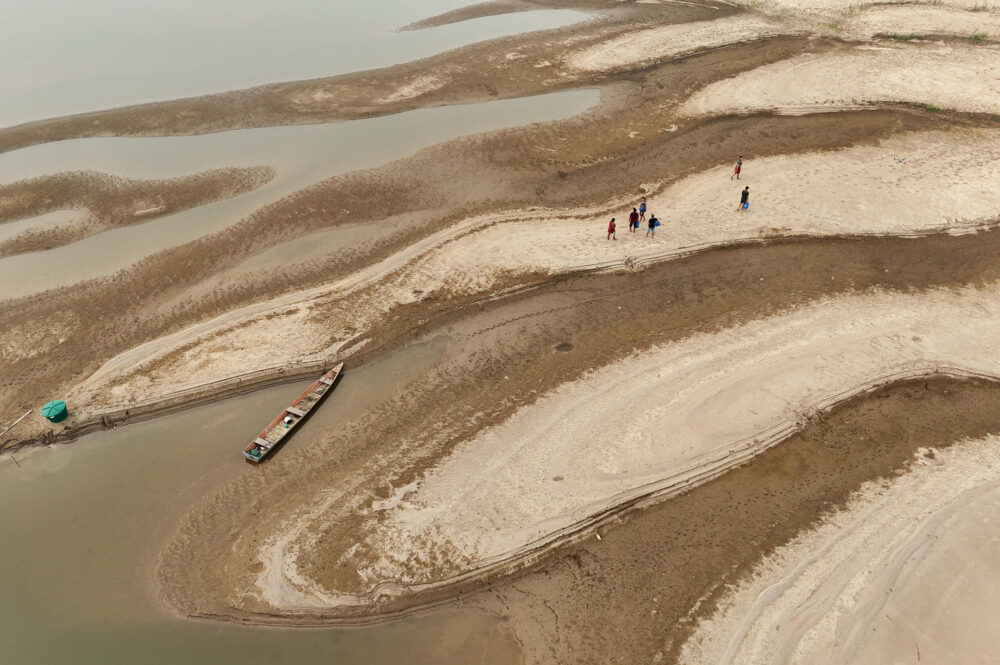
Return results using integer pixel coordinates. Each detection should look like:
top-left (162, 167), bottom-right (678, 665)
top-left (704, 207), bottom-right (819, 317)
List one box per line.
top-left (484, 374), bottom-right (1000, 665)
top-left (155, 219), bottom-right (1000, 621)
top-left (0, 1), bottom-right (718, 155)
top-left (8, 217), bottom-right (998, 454)
top-left (5, 3), bottom-right (1000, 661)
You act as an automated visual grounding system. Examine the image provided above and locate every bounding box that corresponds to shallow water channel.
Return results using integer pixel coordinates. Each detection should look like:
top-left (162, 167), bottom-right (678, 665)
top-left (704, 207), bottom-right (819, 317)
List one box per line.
top-left (2, 0), bottom-right (588, 127)
top-left (0, 337), bottom-right (521, 664)
top-left (0, 88), bottom-right (598, 301)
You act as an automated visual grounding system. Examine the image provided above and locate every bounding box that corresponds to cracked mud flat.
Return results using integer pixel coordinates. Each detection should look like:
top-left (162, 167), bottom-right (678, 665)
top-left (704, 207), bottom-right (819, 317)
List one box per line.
top-left (5, 0), bottom-right (1000, 663)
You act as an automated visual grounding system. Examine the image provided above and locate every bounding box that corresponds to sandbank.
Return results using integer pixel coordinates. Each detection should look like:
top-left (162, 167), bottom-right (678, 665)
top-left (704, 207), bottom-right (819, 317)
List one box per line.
top-left (257, 282), bottom-right (1000, 608)
top-left (679, 435), bottom-right (1000, 665)
top-left (680, 43), bottom-right (1000, 116)
top-left (71, 127), bottom-right (1000, 409)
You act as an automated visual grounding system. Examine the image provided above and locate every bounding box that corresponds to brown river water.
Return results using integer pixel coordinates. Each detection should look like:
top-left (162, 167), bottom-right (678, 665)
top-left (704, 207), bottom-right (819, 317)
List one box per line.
top-left (0, 2), bottom-right (599, 660)
top-left (0, 337), bottom-right (522, 664)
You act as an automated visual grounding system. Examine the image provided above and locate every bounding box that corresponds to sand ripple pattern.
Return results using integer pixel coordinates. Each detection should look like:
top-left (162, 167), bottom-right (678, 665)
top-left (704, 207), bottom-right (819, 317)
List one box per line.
top-left (257, 283), bottom-right (1000, 607)
top-left (679, 435), bottom-right (1000, 665)
top-left (566, 16), bottom-right (788, 72)
top-left (680, 43), bottom-right (1000, 116)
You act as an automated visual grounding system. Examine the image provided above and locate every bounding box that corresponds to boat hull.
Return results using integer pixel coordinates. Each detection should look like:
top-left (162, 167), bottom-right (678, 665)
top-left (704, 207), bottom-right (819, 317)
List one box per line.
top-left (242, 363), bottom-right (343, 462)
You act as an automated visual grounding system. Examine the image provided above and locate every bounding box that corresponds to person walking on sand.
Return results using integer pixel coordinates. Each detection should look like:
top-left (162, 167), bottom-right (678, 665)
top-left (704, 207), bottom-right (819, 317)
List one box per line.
top-left (638, 197), bottom-right (647, 223)
top-left (607, 217), bottom-right (617, 240)
top-left (738, 186), bottom-right (750, 211)
top-left (731, 155), bottom-right (743, 180)
top-left (629, 207), bottom-right (639, 232)
top-left (646, 214), bottom-right (658, 237)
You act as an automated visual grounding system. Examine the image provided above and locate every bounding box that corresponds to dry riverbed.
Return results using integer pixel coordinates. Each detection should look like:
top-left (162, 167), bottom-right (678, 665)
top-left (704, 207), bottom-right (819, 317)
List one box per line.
top-left (4, 1), bottom-right (1000, 663)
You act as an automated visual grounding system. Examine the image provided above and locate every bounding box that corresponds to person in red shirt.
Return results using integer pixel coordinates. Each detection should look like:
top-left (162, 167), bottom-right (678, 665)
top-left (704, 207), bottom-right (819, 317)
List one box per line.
top-left (607, 217), bottom-right (617, 240)
top-left (628, 207), bottom-right (639, 232)
top-left (731, 155), bottom-right (743, 180)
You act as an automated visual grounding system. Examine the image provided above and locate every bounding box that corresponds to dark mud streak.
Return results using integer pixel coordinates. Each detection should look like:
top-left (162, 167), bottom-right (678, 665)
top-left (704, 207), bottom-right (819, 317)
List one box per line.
top-left (0, 167), bottom-right (274, 257)
top-left (487, 376), bottom-right (1000, 665)
top-left (0, 104), bottom-right (972, 435)
top-left (0, 2), bottom-right (724, 154)
top-left (400, 1), bottom-right (535, 31)
top-left (157, 225), bottom-right (1000, 622)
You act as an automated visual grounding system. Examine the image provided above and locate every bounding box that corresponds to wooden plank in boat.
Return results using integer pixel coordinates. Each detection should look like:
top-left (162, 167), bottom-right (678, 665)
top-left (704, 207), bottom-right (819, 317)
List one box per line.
top-left (243, 364), bottom-right (344, 462)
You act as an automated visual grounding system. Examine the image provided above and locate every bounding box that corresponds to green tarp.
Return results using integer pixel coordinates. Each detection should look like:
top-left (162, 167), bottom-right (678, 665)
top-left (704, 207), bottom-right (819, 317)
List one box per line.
top-left (41, 400), bottom-right (68, 423)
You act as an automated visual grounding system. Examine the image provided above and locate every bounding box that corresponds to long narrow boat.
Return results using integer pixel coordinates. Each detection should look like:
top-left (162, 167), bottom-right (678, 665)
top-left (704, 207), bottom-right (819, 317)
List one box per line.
top-left (242, 363), bottom-right (344, 463)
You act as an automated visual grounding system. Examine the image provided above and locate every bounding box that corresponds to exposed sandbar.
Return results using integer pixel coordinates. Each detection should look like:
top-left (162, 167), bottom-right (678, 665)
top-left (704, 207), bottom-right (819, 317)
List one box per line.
top-left (154, 224), bottom-right (1000, 623)
top-left (679, 434), bottom-right (1000, 665)
top-left (680, 43), bottom-right (1000, 116)
top-left (0, 167), bottom-right (274, 257)
top-left (68, 125), bottom-right (1000, 413)
top-left (482, 376), bottom-right (1000, 665)
top-left (253, 283), bottom-right (1000, 609)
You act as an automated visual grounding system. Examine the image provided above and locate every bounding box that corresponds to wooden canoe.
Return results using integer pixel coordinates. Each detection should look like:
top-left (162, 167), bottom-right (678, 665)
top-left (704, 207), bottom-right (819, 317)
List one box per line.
top-left (242, 363), bottom-right (343, 463)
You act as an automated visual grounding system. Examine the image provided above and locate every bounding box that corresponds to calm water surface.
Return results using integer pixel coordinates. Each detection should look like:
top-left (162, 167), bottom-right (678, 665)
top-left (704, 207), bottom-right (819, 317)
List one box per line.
top-left (0, 4), bottom-right (580, 660)
top-left (0, 88), bottom-right (598, 301)
top-left (0, 338), bottom-right (522, 665)
top-left (1, 0), bottom-right (587, 127)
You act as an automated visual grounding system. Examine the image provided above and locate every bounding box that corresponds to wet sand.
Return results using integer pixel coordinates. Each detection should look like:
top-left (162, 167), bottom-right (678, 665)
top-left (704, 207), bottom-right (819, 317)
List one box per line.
top-left (678, 434), bottom-right (1000, 665)
top-left (0, 167), bottom-right (273, 256)
top-left (154, 226), bottom-right (1000, 622)
top-left (483, 377), bottom-right (1000, 665)
top-left (5, 0), bottom-right (1000, 662)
